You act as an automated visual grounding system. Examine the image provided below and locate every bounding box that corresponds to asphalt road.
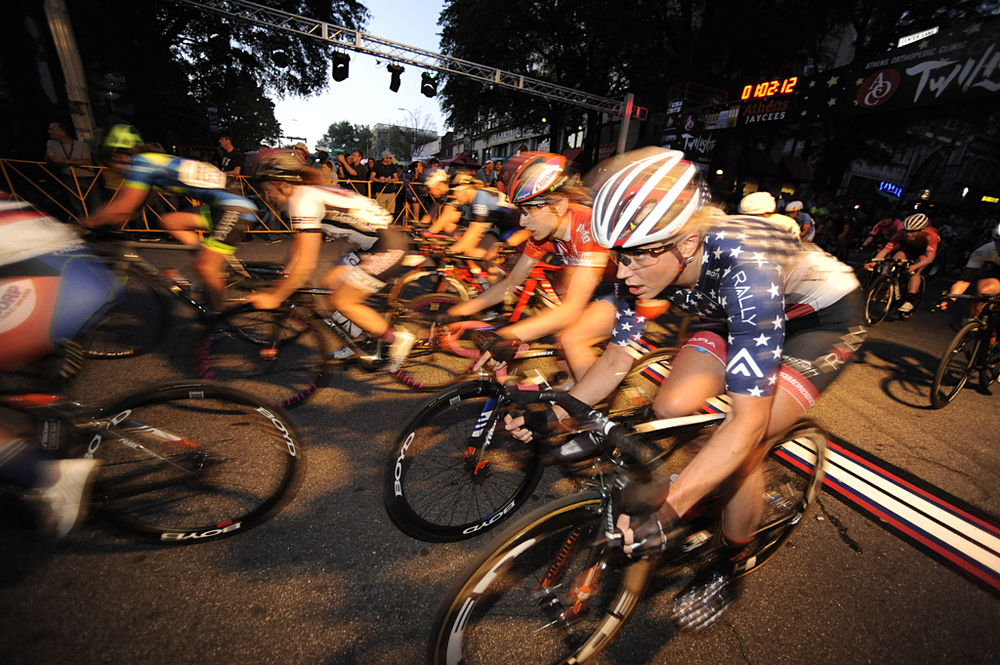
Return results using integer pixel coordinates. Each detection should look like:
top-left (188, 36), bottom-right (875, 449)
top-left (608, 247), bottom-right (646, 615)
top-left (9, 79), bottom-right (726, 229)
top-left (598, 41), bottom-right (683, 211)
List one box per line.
top-left (2, 238), bottom-right (998, 665)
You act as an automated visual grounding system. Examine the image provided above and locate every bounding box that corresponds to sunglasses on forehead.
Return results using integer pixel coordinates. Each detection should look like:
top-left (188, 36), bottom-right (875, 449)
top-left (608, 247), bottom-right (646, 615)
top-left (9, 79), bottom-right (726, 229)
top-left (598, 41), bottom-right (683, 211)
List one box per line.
top-left (608, 244), bottom-right (672, 267)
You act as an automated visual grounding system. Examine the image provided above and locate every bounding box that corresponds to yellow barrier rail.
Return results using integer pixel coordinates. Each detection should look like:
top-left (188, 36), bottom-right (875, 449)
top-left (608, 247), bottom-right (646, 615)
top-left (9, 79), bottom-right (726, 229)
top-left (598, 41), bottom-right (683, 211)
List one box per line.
top-left (0, 158), bottom-right (432, 234)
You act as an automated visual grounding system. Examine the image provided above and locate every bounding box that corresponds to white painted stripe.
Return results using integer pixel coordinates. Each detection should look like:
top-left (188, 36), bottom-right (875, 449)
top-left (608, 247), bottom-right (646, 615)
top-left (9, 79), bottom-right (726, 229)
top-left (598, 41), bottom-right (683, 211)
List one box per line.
top-left (824, 445), bottom-right (1000, 568)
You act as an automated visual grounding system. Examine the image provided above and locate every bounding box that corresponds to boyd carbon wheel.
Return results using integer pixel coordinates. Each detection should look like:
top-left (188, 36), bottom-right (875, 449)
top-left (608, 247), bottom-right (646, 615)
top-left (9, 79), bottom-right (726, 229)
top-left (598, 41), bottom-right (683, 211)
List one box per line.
top-left (429, 491), bottom-right (654, 665)
top-left (87, 382), bottom-right (298, 543)
top-left (930, 321), bottom-right (982, 408)
top-left (864, 275), bottom-right (894, 326)
top-left (82, 265), bottom-right (171, 359)
top-left (387, 268), bottom-right (472, 307)
top-left (196, 305), bottom-right (334, 408)
top-left (383, 380), bottom-right (543, 542)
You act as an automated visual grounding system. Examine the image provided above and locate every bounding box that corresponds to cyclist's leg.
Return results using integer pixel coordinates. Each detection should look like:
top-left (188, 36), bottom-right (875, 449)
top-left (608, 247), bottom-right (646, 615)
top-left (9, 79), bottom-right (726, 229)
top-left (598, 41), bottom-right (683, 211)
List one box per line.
top-left (557, 298), bottom-right (616, 381)
top-left (159, 210), bottom-right (203, 246)
top-left (199, 206), bottom-right (253, 310)
top-left (651, 332), bottom-right (726, 418)
top-left (972, 272), bottom-right (1000, 318)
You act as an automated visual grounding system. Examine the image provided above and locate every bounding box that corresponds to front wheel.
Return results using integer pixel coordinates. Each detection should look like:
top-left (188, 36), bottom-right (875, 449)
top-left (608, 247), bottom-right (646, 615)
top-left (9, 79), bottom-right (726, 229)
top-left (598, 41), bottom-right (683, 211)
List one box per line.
top-left (864, 275), bottom-right (894, 326)
top-left (930, 321), bottom-right (982, 408)
top-left (87, 382), bottom-right (299, 543)
top-left (383, 380), bottom-right (542, 542)
top-left (82, 265), bottom-right (171, 359)
top-left (429, 491), bottom-right (654, 665)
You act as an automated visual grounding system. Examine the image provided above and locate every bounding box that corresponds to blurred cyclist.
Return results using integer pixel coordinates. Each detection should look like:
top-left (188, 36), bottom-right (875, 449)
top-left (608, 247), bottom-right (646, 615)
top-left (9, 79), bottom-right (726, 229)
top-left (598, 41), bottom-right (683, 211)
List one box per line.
top-left (0, 194), bottom-right (120, 538)
top-left (865, 213), bottom-right (938, 315)
top-left (938, 221), bottom-right (1000, 323)
top-left (81, 125), bottom-right (257, 311)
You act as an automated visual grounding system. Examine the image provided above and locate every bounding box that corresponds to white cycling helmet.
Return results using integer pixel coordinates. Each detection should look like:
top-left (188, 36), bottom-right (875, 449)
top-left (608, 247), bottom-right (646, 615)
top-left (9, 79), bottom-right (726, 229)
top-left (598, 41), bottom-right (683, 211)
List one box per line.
top-left (591, 149), bottom-right (708, 249)
top-left (739, 191), bottom-right (776, 215)
top-left (902, 213), bottom-right (929, 231)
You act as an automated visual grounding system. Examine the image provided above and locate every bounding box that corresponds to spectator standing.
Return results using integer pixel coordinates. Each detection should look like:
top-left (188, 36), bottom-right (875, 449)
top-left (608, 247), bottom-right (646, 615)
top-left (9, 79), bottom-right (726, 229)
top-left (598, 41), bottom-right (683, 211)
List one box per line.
top-left (476, 160), bottom-right (495, 186)
top-left (402, 160), bottom-right (425, 221)
top-left (45, 121), bottom-right (101, 216)
top-left (292, 142), bottom-right (311, 165)
top-left (337, 149), bottom-right (369, 196)
top-left (372, 150), bottom-right (400, 213)
top-left (219, 135), bottom-right (245, 179)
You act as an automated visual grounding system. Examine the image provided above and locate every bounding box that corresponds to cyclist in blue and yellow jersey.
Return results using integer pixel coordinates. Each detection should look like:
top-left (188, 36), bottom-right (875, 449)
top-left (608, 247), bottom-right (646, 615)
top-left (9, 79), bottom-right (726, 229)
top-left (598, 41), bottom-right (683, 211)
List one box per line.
top-left (245, 154), bottom-right (415, 371)
top-left (865, 213), bottom-right (939, 315)
top-left (445, 152), bottom-right (617, 383)
top-left (81, 125), bottom-right (257, 311)
top-left (0, 193), bottom-right (120, 538)
top-left (506, 149), bottom-right (865, 632)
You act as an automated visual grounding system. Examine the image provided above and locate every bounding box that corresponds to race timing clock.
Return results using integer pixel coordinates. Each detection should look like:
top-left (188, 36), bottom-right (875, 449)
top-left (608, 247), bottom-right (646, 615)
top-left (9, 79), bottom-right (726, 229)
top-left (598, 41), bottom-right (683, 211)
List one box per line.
top-left (740, 77), bottom-right (799, 100)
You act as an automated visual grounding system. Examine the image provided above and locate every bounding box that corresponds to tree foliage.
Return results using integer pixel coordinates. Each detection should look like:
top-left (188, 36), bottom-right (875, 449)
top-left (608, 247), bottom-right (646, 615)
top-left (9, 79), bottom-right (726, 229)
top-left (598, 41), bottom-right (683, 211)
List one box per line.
top-left (67, 0), bottom-right (369, 147)
top-left (319, 120), bottom-right (372, 153)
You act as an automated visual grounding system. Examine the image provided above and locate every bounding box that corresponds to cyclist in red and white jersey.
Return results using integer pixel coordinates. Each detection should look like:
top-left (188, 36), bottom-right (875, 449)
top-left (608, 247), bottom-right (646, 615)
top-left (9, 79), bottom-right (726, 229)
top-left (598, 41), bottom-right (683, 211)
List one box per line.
top-left (0, 194), bottom-right (120, 537)
top-left (246, 155), bottom-right (415, 370)
top-left (866, 213), bottom-right (938, 315)
top-left (938, 222), bottom-right (1000, 321)
top-left (444, 152), bottom-right (614, 381)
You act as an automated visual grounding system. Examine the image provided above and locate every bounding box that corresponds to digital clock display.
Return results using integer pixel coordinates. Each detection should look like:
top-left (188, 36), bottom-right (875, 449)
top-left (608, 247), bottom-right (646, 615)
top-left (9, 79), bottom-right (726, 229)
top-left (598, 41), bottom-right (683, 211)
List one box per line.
top-left (740, 77), bottom-right (798, 100)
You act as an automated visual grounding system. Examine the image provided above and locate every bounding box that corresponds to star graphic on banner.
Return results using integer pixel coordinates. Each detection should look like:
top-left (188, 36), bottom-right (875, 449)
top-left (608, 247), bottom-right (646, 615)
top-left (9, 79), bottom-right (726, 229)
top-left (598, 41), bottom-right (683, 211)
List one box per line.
top-left (749, 386), bottom-right (763, 397)
top-left (918, 39), bottom-right (932, 49)
top-left (767, 283), bottom-right (780, 299)
top-left (827, 97), bottom-right (838, 107)
top-left (827, 75), bottom-right (839, 86)
top-left (965, 23), bottom-right (981, 35)
top-left (809, 80), bottom-right (817, 88)
top-left (730, 245), bottom-right (744, 259)
top-left (856, 77), bottom-right (865, 85)
top-left (772, 315), bottom-right (784, 330)
top-left (754, 333), bottom-right (771, 346)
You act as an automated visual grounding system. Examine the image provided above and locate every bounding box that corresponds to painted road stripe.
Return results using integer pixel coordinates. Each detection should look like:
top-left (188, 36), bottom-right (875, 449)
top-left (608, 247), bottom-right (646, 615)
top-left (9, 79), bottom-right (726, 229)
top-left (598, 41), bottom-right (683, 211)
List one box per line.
top-left (820, 438), bottom-right (1000, 596)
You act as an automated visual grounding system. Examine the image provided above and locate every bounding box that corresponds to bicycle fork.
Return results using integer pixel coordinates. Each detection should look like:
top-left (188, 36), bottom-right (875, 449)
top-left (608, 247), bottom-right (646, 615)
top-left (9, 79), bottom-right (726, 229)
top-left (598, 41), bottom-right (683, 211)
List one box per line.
top-left (464, 396), bottom-right (502, 475)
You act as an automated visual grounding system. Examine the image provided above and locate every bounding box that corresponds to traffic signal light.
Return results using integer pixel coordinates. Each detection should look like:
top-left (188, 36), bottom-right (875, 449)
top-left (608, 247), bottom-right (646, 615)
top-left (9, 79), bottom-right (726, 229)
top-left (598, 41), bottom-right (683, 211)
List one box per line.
top-left (421, 72), bottom-right (438, 98)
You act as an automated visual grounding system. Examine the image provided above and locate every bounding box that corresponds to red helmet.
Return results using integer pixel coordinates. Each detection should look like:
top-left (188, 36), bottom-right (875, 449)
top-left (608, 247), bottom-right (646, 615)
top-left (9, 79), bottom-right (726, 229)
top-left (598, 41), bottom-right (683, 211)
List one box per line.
top-left (505, 152), bottom-right (569, 205)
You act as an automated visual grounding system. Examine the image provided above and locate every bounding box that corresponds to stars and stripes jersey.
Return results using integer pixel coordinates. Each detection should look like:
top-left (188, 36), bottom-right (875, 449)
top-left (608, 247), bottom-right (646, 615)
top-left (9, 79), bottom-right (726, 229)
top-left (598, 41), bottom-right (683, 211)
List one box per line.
top-left (286, 185), bottom-right (392, 251)
top-left (123, 153), bottom-right (254, 211)
top-left (0, 196), bottom-right (85, 267)
top-left (523, 204), bottom-right (610, 270)
top-left (610, 215), bottom-right (859, 397)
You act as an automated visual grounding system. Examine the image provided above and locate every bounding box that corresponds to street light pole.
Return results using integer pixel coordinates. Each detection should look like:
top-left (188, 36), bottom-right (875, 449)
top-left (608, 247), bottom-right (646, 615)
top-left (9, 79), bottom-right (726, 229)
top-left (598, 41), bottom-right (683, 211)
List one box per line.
top-left (398, 107), bottom-right (417, 162)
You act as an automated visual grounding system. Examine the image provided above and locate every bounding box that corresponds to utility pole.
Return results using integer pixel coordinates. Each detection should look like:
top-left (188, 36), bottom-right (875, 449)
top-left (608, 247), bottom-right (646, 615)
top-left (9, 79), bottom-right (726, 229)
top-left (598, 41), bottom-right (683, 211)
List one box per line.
top-left (43, 0), bottom-right (94, 140)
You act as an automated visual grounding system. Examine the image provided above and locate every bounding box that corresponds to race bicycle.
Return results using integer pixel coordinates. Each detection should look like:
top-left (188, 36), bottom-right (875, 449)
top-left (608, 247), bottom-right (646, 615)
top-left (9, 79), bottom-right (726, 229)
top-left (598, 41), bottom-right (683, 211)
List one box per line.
top-left (929, 293), bottom-right (1000, 408)
top-left (863, 258), bottom-right (926, 325)
top-left (427, 387), bottom-right (826, 664)
top-left (0, 381), bottom-right (299, 543)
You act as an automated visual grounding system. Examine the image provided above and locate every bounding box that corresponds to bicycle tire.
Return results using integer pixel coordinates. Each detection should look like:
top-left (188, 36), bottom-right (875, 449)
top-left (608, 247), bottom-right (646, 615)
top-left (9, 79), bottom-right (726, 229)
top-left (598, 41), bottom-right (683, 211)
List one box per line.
top-left (195, 304), bottom-right (335, 408)
top-left (387, 267), bottom-right (473, 306)
top-left (82, 264), bottom-right (172, 359)
top-left (979, 339), bottom-right (1000, 391)
top-left (930, 321), bottom-right (982, 409)
top-left (429, 490), bottom-right (654, 665)
top-left (391, 293), bottom-right (484, 392)
top-left (384, 380), bottom-right (543, 542)
top-left (864, 275), bottom-right (893, 326)
top-left (86, 381), bottom-right (299, 543)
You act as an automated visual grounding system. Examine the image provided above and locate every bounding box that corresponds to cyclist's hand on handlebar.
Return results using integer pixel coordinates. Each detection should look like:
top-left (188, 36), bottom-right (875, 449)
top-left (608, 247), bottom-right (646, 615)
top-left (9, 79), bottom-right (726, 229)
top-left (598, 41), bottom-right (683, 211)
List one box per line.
top-left (473, 330), bottom-right (523, 365)
top-left (504, 406), bottom-right (557, 443)
top-left (933, 293), bottom-right (952, 311)
top-left (615, 500), bottom-right (682, 559)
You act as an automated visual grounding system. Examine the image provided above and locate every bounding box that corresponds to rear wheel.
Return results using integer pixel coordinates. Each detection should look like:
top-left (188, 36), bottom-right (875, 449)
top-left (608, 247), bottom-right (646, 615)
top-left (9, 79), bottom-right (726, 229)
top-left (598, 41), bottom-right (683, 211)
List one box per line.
top-left (930, 321), bottom-right (982, 408)
top-left (196, 304), bottom-right (334, 408)
top-left (87, 382), bottom-right (298, 543)
top-left (429, 491), bottom-right (653, 665)
top-left (864, 275), bottom-right (894, 326)
top-left (391, 293), bottom-right (484, 392)
top-left (82, 265), bottom-right (171, 359)
top-left (387, 268), bottom-right (472, 306)
top-left (383, 380), bottom-right (542, 542)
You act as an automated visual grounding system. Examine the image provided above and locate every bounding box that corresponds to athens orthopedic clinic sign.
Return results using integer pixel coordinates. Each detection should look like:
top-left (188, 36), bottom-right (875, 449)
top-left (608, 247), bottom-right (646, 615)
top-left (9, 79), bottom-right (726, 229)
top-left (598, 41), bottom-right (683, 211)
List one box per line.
top-left (797, 18), bottom-right (1000, 120)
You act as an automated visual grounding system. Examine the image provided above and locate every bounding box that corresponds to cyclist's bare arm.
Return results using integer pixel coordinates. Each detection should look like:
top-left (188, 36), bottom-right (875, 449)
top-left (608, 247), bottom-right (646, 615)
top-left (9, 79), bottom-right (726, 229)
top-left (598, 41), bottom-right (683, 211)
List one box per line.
top-left (248, 231), bottom-right (321, 309)
top-left (448, 252), bottom-right (538, 318)
top-left (426, 205), bottom-right (461, 235)
top-left (909, 250), bottom-right (936, 272)
top-left (80, 185), bottom-right (148, 227)
top-left (501, 263), bottom-right (603, 342)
